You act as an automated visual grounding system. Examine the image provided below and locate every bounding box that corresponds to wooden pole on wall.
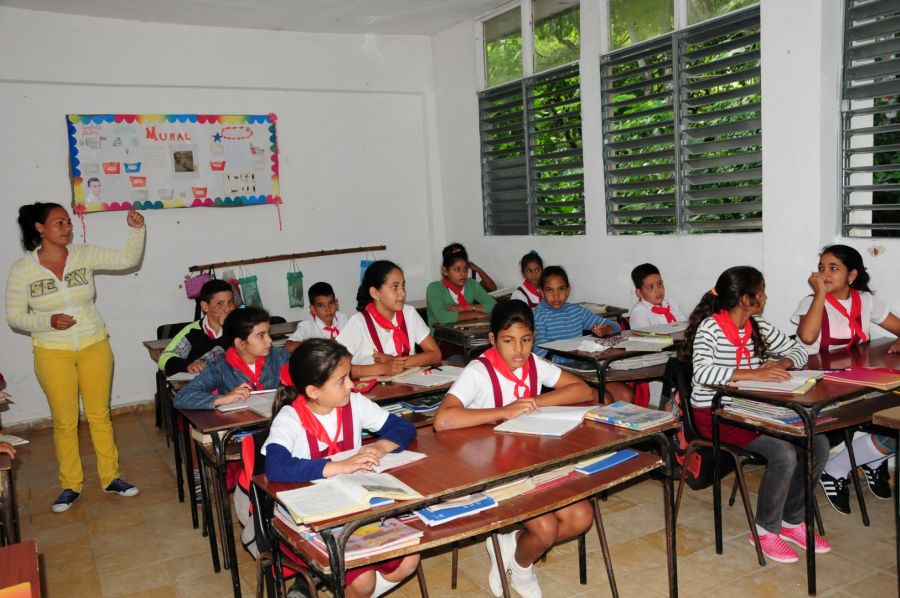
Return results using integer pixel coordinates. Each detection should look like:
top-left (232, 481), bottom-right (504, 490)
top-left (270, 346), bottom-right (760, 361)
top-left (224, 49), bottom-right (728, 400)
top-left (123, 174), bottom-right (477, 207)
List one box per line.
top-left (188, 244), bottom-right (386, 272)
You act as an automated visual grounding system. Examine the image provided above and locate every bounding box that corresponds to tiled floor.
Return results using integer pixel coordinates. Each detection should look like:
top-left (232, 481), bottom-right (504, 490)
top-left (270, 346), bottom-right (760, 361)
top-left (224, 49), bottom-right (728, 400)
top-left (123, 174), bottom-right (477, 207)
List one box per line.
top-left (7, 408), bottom-right (899, 597)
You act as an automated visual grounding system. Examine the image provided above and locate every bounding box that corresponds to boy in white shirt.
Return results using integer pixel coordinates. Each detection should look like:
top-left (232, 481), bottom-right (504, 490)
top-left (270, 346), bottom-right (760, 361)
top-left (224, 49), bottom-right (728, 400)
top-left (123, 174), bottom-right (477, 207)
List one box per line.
top-left (284, 282), bottom-right (349, 352)
top-left (628, 263), bottom-right (686, 329)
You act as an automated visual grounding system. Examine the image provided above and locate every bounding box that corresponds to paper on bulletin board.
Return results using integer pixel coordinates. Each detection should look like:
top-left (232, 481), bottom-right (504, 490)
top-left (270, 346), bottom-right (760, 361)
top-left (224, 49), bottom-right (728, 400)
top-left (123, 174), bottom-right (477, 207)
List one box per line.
top-left (66, 114), bottom-right (280, 214)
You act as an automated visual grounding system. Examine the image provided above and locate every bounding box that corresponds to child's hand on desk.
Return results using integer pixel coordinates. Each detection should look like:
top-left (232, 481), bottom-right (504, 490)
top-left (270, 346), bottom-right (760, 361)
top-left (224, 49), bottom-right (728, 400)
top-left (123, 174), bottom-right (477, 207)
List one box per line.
top-left (214, 383), bottom-right (251, 406)
top-left (889, 339), bottom-right (900, 354)
top-left (325, 452), bottom-right (379, 476)
top-left (733, 367), bottom-right (791, 383)
top-left (358, 442), bottom-right (390, 460)
top-left (186, 360), bottom-right (206, 374)
top-left (374, 353), bottom-right (406, 375)
top-left (759, 358), bottom-right (793, 371)
top-left (592, 323), bottom-right (615, 337)
top-left (502, 398), bottom-right (540, 420)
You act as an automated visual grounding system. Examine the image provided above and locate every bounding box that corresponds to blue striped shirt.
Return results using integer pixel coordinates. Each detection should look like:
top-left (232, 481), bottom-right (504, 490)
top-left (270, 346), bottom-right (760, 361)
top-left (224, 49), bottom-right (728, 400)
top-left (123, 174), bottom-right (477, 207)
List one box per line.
top-left (533, 301), bottom-right (620, 360)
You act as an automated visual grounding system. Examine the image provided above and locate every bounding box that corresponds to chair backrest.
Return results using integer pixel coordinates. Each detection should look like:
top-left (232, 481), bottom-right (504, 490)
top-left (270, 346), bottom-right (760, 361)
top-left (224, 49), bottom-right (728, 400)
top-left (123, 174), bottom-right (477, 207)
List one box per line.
top-left (157, 321), bottom-right (196, 341)
top-left (269, 315), bottom-right (287, 325)
top-left (244, 429), bottom-right (273, 552)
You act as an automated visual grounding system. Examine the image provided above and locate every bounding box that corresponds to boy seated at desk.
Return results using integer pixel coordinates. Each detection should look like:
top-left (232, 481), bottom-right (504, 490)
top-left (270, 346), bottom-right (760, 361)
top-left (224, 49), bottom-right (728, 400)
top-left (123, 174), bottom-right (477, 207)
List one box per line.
top-left (284, 281), bottom-right (349, 352)
top-left (158, 279), bottom-right (236, 375)
top-left (628, 263), bottom-right (686, 329)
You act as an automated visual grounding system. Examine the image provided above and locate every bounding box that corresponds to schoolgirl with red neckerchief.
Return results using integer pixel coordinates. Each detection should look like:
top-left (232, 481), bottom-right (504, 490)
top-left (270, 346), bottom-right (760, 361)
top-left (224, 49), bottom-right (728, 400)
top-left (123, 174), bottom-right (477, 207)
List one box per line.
top-left (509, 251), bottom-right (544, 309)
top-left (173, 306), bottom-right (290, 410)
top-left (425, 242), bottom-right (497, 329)
top-left (681, 266), bottom-right (831, 565)
top-left (433, 300), bottom-right (593, 598)
top-left (263, 339), bottom-right (419, 598)
top-left (792, 244), bottom-right (900, 355)
top-left (337, 260), bottom-right (441, 379)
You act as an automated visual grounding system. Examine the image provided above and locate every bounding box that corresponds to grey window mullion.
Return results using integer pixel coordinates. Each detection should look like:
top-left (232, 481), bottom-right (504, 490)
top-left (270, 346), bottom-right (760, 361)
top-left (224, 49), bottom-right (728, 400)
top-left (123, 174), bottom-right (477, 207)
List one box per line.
top-left (673, 31), bottom-right (686, 234)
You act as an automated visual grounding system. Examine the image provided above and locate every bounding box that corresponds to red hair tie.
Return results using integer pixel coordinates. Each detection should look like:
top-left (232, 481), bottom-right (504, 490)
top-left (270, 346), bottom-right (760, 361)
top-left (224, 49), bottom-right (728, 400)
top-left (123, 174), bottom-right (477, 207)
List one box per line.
top-left (279, 363), bottom-right (293, 386)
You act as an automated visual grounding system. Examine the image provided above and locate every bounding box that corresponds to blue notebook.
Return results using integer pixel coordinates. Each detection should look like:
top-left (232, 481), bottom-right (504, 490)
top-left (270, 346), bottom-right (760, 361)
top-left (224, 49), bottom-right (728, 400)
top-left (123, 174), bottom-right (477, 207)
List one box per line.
top-left (414, 494), bottom-right (498, 526)
top-left (575, 449), bottom-right (640, 475)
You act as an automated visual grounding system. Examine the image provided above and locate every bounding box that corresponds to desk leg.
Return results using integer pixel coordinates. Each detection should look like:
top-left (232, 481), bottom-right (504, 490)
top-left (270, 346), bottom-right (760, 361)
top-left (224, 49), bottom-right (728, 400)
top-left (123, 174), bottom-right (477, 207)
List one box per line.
top-left (0, 468), bottom-right (20, 545)
top-left (895, 430), bottom-right (899, 597)
top-left (213, 433), bottom-right (243, 598)
top-left (184, 422), bottom-right (200, 530)
top-left (322, 529), bottom-right (348, 598)
top-left (170, 398), bottom-right (185, 504)
top-left (843, 428), bottom-right (870, 527)
top-left (197, 446), bottom-right (220, 572)
top-left (712, 392), bottom-right (723, 555)
top-left (657, 432), bottom-right (677, 598)
top-left (801, 413), bottom-right (817, 596)
top-left (592, 497), bottom-right (618, 597)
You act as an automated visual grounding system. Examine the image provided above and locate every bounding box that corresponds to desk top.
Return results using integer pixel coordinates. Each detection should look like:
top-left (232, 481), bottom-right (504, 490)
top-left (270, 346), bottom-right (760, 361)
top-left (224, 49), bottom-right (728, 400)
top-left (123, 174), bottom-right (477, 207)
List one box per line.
top-left (0, 540), bottom-right (40, 598)
top-left (256, 417), bottom-right (676, 532)
top-left (873, 405), bottom-right (900, 430)
top-left (806, 337), bottom-right (900, 371)
top-left (543, 330), bottom-right (684, 366)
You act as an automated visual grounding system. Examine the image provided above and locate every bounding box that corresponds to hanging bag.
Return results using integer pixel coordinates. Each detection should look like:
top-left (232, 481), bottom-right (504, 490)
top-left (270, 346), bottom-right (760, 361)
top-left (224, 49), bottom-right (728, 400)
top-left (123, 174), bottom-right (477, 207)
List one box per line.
top-left (286, 260), bottom-right (304, 308)
top-left (239, 266), bottom-right (263, 308)
top-left (184, 270), bottom-right (213, 300)
top-left (222, 269), bottom-right (244, 307)
top-left (359, 251), bottom-right (376, 283)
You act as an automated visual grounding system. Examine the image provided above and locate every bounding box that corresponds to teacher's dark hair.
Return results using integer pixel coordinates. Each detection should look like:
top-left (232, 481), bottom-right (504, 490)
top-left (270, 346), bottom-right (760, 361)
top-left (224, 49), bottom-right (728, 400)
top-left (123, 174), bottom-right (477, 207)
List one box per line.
top-left (17, 202), bottom-right (65, 251)
top-left (356, 260), bottom-right (403, 312)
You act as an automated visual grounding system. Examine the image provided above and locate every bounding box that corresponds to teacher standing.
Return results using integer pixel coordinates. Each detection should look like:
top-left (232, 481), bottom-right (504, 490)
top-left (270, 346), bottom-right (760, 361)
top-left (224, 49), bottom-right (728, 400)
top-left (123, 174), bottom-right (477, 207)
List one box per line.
top-left (6, 203), bottom-right (145, 512)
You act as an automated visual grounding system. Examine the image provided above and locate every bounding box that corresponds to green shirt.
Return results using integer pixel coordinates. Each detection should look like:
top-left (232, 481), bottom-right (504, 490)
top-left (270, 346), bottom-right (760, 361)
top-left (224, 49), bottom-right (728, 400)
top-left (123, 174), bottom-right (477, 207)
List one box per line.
top-left (425, 278), bottom-right (497, 328)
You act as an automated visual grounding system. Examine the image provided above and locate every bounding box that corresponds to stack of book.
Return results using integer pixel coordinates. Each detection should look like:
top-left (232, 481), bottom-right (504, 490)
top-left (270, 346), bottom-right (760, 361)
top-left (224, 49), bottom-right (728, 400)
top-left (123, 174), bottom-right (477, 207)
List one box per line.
top-left (585, 402), bottom-right (675, 430)
top-left (414, 493), bottom-right (498, 526)
top-left (724, 398), bottom-right (836, 427)
top-left (308, 519), bottom-right (424, 560)
top-left (399, 395), bottom-right (444, 413)
top-left (608, 351), bottom-right (673, 371)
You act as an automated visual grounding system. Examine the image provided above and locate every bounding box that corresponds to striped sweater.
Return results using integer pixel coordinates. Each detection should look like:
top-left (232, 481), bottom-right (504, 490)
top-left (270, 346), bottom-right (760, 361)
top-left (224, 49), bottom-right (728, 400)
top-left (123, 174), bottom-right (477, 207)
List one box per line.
top-left (690, 315), bottom-right (808, 409)
top-left (5, 227), bottom-right (145, 350)
top-left (533, 301), bottom-right (620, 359)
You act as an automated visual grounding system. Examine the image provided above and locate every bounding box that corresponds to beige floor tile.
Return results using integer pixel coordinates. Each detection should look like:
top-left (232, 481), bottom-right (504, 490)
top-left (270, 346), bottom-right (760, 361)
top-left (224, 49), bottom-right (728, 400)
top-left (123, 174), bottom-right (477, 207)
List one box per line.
top-left (99, 562), bottom-right (174, 598)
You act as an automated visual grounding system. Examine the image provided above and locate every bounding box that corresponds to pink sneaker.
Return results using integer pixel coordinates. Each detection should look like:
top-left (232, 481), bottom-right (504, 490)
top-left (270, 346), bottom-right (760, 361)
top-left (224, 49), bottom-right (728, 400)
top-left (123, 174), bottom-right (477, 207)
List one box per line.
top-left (749, 532), bottom-right (799, 564)
top-left (779, 523), bottom-right (831, 554)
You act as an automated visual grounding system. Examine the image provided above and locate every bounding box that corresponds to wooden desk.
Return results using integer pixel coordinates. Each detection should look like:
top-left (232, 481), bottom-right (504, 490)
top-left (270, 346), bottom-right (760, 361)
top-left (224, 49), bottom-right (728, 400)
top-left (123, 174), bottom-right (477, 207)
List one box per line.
top-left (256, 420), bottom-right (679, 597)
top-left (710, 338), bottom-right (900, 596)
top-left (0, 540), bottom-right (40, 597)
top-left (872, 405), bottom-right (900, 596)
top-left (142, 320), bottom-right (300, 363)
top-left (432, 321), bottom-right (491, 359)
top-left (0, 454), bottom-right (19, 545)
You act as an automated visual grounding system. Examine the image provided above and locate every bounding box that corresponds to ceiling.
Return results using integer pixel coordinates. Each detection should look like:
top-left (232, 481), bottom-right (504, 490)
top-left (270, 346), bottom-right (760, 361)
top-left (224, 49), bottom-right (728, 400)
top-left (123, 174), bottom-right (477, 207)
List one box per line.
top-left (0, 0), bottom-right (514, 35)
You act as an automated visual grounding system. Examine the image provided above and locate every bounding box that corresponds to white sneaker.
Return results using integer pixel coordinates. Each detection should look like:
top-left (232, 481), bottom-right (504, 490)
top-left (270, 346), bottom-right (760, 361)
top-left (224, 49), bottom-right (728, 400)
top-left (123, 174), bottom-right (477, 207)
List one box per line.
top-left (510, 563), bottom-right (542, 598)
top-left (485, 531), bottom-right (518, 597)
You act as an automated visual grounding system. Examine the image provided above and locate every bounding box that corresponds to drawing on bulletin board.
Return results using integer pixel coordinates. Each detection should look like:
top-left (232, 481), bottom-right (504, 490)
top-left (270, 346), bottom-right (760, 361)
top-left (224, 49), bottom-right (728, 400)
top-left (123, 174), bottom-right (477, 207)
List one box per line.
top-left (66, 114), bottom-right (280, 214)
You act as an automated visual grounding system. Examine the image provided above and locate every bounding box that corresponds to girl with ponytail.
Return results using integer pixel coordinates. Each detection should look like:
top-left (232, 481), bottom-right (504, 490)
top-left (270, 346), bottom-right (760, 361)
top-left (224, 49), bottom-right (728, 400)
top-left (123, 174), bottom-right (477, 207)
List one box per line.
top-left (263, 339), bottom-right (420, 597)
top-left (683, 266), bottom-right (832, 564)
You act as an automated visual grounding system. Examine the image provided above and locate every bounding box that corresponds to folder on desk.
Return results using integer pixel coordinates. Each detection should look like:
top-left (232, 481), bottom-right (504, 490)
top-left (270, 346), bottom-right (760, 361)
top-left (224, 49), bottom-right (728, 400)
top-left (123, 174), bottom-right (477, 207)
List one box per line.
top-left (823, 368), bottom-right (900, 391)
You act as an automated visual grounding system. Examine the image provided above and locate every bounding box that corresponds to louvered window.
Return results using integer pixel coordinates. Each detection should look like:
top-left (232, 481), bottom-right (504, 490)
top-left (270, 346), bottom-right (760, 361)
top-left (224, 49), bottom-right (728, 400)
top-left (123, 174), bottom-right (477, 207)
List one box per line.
top-left (480, 64), bottom-right (584, 235)
top-left (842, 0), bottom-right (900, 237)
top-left (601, 7), bottom-right (761, 234)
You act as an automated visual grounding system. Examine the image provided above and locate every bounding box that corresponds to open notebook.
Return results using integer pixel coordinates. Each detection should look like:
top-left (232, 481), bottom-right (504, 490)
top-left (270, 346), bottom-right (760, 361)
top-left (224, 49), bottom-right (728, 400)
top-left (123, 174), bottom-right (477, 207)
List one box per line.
top-left (494, 406), bottom-right (595, 437)
top-left (215, 390), bottom-right (276, 417)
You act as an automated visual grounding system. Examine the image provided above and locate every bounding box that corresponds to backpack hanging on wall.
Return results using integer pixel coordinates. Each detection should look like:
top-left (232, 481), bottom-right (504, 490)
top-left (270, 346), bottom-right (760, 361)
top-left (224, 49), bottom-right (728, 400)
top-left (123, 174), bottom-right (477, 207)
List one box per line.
top-left (286, 260), bottom-right (304, 308)
top-left (184, 270), bottom-right (213, 300)
top-left (239, 266), bottom-right (263, 308)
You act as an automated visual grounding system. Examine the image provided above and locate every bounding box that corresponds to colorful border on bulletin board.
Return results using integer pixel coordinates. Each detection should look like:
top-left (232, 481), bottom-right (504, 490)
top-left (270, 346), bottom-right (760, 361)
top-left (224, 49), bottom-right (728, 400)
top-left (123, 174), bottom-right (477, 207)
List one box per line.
top-left (66, 114), bottom-right (280, 214)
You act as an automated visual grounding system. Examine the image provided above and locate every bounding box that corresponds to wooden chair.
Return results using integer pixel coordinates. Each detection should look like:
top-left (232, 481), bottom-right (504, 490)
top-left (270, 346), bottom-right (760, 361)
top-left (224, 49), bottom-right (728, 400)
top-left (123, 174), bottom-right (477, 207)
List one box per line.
top-left (155, 321), bottom-right (194, 504)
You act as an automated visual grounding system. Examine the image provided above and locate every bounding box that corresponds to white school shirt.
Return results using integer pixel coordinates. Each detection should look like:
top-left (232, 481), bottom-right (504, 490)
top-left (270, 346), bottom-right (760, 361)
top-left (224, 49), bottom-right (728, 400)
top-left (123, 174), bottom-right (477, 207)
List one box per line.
top-left (790, 292), bottom-right (892, 354)
top-left (261, 393), bottom-right (389, 459)
top-left (510, 282), bottom-right (541, 307)
top-left (337, 304), bottom-right (431, 365)
top-left (286, 312), bottom-right (349, 343)
top-left (628, 298), bottom-right (687, 329)
top-left (447, 355), bottom-right (562, 409)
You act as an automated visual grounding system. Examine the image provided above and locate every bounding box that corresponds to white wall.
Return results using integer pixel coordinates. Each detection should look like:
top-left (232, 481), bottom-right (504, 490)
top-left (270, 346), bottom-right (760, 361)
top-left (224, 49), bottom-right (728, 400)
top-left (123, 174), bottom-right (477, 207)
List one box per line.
top-left (431, 0), bottom-right (899, 332)
top-left (0, 7), bottom-right (445, 426)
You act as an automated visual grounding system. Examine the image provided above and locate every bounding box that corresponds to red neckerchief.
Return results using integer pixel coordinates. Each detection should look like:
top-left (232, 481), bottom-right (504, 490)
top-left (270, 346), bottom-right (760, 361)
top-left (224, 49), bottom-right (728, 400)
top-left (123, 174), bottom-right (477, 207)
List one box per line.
top-left (202, 317), bottom-right (220, 339)
top-left (650, 303), bottom-right (677, 323)
top-left (364, 303), bottom-right (410, 356)
top-left (711, 310), bottom-right (753, 370)
top-left (291, 395), bottom-right (343, 456)
top-left (825, 290), bottom-right (868, 347)
top-left (442, 278), bottom-right (469, 308)
top-left (481, 347), bottom-right (534, 399)
top-left (522, 281), bottom-right (542, 300)
top-left (225, 347), bottom-right (266, 391)
top-left (313, 314), bottom-right (339, 339)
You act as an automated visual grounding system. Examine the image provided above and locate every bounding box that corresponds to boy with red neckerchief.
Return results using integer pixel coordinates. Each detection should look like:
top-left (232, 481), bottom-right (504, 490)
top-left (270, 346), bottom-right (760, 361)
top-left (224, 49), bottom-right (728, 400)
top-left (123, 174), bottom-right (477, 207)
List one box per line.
top-left (434, 300), bottom-right (593, 598)
top-left (628, 263), bottom-right (687, 329)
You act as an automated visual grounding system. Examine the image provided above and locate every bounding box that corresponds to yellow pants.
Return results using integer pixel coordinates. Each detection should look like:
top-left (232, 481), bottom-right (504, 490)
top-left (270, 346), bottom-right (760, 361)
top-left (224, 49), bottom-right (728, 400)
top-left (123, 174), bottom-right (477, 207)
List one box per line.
top-left (34, 339), bottom-right (120, 492)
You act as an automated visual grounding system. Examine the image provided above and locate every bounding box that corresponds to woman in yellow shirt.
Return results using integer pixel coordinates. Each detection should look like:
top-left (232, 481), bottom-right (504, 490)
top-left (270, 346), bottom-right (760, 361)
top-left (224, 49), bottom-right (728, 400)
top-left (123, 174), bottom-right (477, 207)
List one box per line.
top-left (6, 203), bottom-right (145, 512)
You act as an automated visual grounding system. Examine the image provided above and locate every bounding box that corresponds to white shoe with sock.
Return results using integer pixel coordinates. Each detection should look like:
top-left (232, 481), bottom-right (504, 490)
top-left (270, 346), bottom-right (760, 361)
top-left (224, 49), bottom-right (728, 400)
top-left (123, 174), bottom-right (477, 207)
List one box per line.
top-left (510, 557), bottom-right (542, 598)
top-left (485, 531), bottom-right (518, 597)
